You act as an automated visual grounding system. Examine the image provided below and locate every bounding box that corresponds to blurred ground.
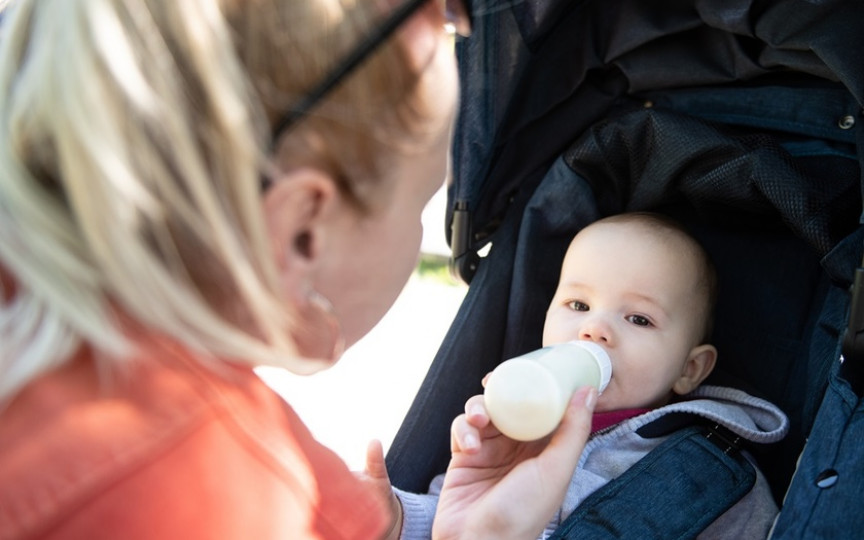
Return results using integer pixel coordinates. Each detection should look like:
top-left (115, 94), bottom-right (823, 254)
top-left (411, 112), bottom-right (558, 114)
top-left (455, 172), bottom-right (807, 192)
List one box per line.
top-left (258, 186), bottom-right (467, 470)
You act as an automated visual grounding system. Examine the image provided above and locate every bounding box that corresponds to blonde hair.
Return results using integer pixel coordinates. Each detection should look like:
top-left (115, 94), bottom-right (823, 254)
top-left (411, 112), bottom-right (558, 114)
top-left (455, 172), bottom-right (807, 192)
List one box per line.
top-left (0, 0), bottom-right (420, 400)
top-left (229, 0), bottom-right (430, 211)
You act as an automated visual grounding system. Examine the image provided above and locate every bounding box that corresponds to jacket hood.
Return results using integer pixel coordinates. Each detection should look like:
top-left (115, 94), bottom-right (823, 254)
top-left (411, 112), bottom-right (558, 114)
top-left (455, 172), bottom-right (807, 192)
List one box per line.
top-left (630, 385), bottom-right (790, 445)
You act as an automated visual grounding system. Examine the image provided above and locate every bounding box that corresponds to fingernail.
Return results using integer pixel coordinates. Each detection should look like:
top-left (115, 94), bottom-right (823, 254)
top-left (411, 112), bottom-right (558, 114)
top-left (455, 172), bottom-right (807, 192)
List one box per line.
top-left (463, 433), bottom-right (478, 451)
top-left (468, 403), bottom-right (484, 418)
top-left (585, 387), bottom-right (598, 411)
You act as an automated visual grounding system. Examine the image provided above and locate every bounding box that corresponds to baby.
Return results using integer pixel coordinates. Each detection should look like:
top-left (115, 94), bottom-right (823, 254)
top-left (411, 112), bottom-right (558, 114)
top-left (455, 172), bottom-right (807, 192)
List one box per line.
top-left (386, 212), bottom-right (789, 539)
top-left (544, 211), bottom-right (719, 418)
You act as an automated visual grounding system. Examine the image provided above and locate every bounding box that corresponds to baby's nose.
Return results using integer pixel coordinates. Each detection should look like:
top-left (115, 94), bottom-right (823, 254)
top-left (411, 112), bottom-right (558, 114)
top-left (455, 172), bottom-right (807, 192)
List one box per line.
top-left (579, 317), bottom-right (612, 344)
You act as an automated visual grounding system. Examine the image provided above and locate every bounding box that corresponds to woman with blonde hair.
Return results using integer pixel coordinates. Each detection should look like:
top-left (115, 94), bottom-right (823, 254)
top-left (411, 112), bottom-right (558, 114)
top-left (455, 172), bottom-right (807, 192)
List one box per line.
top-left (0, 0), bottom-right (597, 538)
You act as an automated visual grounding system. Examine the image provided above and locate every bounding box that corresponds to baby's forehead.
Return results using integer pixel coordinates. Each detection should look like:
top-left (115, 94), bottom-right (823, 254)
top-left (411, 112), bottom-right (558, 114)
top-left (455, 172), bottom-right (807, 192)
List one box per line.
top-left (567, 220), bottom-right (705, 286)
top-left (573, 220), bottom-right (667, 250)
top-left (576, 219), bottom-right (695, 253)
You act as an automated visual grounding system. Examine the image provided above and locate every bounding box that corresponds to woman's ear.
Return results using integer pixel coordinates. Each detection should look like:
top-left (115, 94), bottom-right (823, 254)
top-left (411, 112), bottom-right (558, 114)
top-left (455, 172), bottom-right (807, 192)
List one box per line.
top-left (262, 167), bottom-right (336, 281)
top-left (262, 169), bottom-right (345, 362)
top-left (673, 344), bottom-right (718, 396)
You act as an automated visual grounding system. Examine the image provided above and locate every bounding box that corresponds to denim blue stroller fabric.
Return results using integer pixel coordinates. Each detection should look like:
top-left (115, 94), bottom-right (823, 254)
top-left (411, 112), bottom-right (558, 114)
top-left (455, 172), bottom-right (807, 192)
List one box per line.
top-left (549, 425), bottom-right (755, 540)
top-left (771, 362), bottom-right (864, 538)
top-left (387, 0), bottom-right (864, 536)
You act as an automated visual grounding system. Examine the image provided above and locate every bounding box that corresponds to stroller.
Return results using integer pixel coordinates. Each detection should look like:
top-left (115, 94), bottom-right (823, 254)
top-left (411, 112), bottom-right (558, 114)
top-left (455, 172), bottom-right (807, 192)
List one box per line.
top-left (386, 0), bottom-right (864, 537)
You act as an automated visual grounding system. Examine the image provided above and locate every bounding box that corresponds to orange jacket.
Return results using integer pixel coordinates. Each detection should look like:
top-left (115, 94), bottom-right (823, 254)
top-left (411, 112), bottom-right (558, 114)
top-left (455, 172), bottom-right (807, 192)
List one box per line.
top-left (0, 336), bottom-right (388, 539)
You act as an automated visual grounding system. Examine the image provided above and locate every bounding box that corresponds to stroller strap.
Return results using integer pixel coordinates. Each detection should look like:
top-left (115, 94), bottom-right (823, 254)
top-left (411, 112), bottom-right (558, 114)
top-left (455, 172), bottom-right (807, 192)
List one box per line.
top-left (548, 422), bottom-right (756, 539)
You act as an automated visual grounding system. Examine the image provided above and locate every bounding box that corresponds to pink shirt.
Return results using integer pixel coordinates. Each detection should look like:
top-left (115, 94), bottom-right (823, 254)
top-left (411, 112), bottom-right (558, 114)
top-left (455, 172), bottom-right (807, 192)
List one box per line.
top-left (591, 409), bottom-right (652, 433)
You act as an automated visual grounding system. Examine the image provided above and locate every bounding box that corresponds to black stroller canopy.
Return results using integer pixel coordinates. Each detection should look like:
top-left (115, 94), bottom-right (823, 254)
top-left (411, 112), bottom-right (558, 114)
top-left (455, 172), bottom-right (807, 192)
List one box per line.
top-left (389, 0), bottom-right (864, 537)
top-left (449, 0), bottom-right (863, 276)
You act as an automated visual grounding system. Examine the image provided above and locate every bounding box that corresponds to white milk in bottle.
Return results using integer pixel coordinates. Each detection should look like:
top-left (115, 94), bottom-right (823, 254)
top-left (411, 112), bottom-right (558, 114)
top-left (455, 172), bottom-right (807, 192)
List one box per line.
top-left (484, 341), bottom-right (611, 441)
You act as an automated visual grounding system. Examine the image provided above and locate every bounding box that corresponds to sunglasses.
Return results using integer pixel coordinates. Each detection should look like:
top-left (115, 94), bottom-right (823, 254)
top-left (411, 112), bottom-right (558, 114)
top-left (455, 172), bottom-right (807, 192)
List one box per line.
top-left (270, 0), bottom-right (473, 142)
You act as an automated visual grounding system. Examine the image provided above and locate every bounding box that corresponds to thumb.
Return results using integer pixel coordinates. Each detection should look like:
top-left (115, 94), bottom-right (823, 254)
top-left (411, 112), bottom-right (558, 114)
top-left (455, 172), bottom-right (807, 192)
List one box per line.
top-left (364, 439), bottom-right (390, 481)
top-left (538, 386), bottom-right (597, 479)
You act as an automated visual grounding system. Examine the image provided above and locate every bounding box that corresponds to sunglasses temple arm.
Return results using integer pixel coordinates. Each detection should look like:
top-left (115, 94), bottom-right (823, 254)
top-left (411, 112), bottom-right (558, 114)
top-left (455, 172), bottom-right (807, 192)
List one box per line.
top-left (271, 0), bottom-right (429, 140)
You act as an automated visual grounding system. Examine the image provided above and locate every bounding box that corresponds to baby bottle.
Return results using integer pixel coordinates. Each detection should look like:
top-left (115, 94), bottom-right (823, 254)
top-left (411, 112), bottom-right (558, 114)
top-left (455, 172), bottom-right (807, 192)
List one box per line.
top-left (483, 341), bottom-right (612, 441)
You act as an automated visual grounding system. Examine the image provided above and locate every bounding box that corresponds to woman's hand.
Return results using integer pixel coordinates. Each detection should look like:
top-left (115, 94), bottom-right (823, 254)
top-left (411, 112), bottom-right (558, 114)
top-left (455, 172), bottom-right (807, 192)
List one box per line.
top-left (432, 386), bottom-right (597, 540)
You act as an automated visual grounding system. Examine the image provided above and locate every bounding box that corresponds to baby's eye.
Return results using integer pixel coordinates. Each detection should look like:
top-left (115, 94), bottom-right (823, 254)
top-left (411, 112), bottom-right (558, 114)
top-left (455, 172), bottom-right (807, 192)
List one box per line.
top-left (567, 301), bottom-right (589, 312)
top-left (627, 314), bottom-right (653, 327)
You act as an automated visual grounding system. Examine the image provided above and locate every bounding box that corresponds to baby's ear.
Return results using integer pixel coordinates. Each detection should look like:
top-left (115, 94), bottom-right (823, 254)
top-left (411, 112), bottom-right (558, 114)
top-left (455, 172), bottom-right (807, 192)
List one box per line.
top-left (673, 344), bottom-right (718, 396)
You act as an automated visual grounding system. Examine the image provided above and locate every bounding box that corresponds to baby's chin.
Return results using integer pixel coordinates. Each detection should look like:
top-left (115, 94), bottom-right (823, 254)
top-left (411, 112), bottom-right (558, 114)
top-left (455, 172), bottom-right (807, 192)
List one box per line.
top-left (593, 391), bottom-right (647, 413)
top-left (594, 391), bottom-right (675, 413)
top-left (593, 394), bottom-right (615, 413)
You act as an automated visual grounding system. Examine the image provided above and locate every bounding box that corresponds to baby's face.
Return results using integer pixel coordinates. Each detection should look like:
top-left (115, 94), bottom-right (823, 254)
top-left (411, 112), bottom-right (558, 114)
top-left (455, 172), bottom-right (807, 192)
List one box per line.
top-left (542, 221), bottom-right (707, 412)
